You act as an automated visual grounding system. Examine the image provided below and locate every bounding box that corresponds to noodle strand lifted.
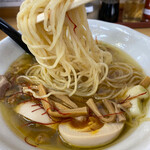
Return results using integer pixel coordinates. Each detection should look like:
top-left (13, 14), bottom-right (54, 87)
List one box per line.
top-left (17, 0), bottom-right (111, 97)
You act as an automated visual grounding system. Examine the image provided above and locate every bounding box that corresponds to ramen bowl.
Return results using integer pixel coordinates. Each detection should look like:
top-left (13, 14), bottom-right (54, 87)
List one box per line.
top-left (0, 20), bottom-right (150, 150)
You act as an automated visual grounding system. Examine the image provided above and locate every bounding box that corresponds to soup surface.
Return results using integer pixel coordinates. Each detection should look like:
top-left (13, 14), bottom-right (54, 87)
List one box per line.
top-left (0, 42), bottom-right (147, 150)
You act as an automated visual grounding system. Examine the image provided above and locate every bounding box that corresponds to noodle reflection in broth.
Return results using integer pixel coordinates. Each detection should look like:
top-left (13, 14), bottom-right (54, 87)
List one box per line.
top-left (0, 0), bottom-right (149, 149)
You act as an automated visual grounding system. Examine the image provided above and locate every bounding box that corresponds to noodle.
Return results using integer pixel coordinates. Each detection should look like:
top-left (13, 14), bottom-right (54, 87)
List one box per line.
top-left (17, 0), bottom-right (111, 97)
top-left (17, 0), bottom-right (143, 99)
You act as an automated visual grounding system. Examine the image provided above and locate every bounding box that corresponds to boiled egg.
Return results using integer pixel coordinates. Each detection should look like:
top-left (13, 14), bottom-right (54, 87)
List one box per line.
top-left (15, 101), bottom-right (56, 129)
top-left (59, 122), bottom-right (124, 147)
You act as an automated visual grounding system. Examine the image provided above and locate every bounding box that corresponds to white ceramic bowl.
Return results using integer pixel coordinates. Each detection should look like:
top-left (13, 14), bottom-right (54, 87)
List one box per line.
top-left (0, 20), bottom-right (150, 150)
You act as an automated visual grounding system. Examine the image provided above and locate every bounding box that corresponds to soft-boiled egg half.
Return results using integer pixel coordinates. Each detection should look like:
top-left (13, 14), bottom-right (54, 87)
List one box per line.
top-left (59, 122), bottom-right (124, 148)
top-left (15, 101), bottom-right (57, 129)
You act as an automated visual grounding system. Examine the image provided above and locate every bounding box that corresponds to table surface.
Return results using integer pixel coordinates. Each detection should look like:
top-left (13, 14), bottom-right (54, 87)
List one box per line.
top-left (1, 17), bottom-right (150, 41)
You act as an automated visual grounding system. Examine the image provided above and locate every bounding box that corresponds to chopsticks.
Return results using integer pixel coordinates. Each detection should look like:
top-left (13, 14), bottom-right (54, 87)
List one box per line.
top-left (0, 18), bottom-right (31, 54)
top-left (36, 0), bottom-right (94, 23)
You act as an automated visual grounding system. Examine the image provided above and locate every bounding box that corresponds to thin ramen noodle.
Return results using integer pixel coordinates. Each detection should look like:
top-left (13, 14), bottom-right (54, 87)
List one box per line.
top-left (17, 0), bottom-right (112, 97)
